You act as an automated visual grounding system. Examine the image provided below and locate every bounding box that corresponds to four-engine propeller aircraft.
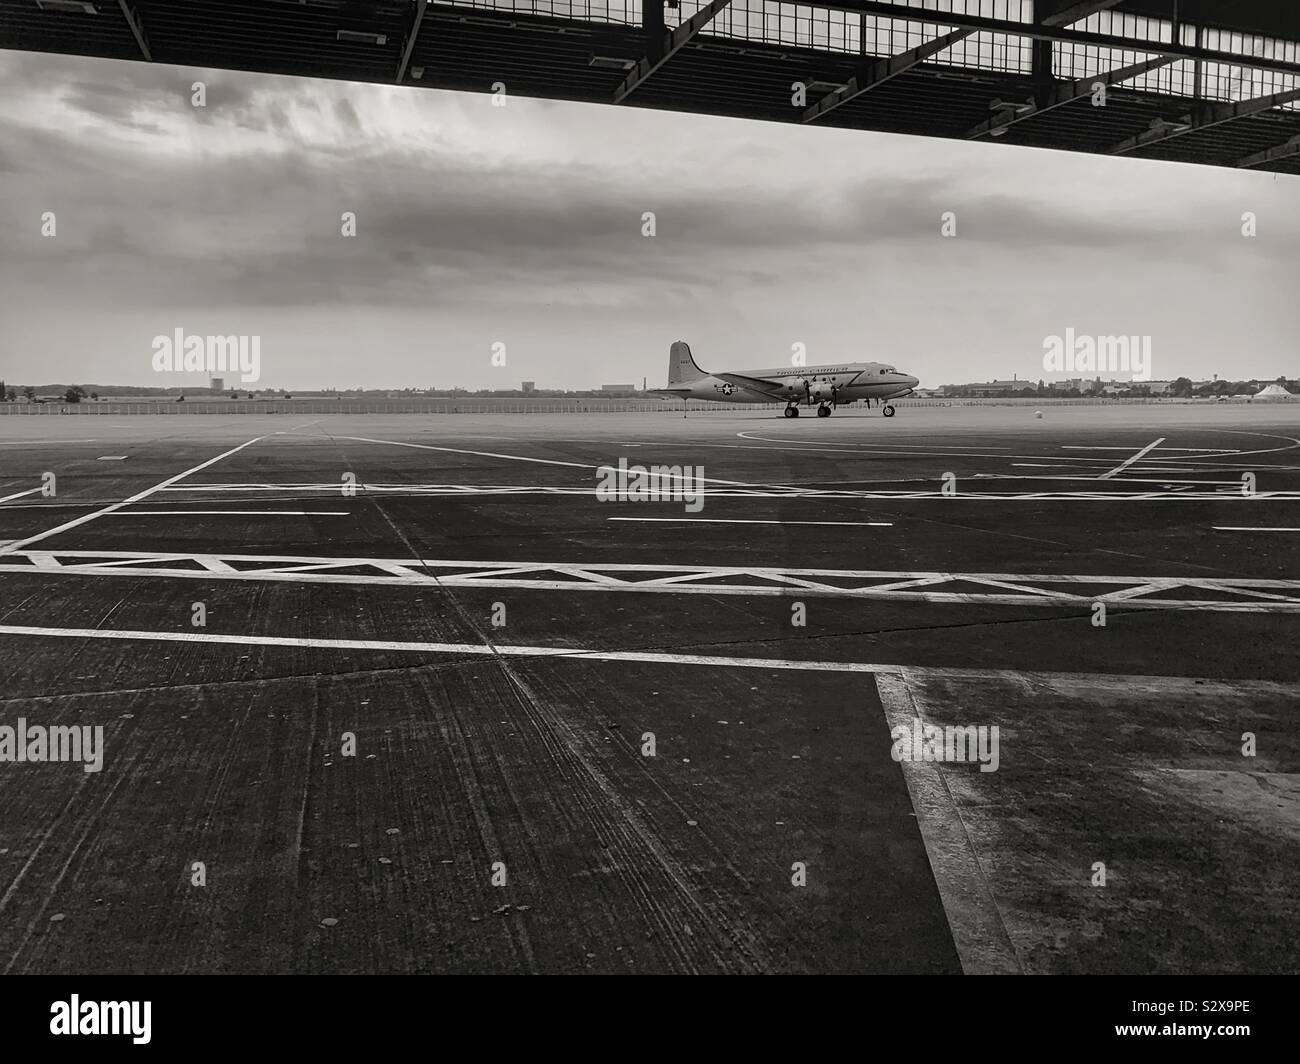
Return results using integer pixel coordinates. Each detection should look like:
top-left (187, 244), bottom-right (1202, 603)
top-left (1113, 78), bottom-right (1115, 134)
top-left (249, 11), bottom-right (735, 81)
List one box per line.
top-left (656, 341), bottom-right (920, 418)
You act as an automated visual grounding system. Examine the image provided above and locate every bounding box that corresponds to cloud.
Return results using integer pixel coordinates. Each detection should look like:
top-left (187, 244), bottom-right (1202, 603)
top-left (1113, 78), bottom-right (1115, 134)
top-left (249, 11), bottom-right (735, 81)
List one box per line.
top-left (0, 47), bottom-right (1297, 387)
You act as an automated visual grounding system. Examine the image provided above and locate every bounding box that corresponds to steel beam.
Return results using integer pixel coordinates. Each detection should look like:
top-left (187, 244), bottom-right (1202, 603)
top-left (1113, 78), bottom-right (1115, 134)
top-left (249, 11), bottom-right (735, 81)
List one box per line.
top-left (1237, 136), bottom-right (1300, 168)
top-left (116, 0), bottom-right (150, 61)
top-left (614, 0), bottom-right (732, 104)
top-left (803, 27), bottom-right (973, 124)
top-left (805, 2), bottom-right (1300, 79)
top-left (968, 54), bottom-right (1178, 139)
top-left (1108, 86), bottom-right (1300, 155)
top-left (1041, 0), bottom-right (1124, 27)
top-left (396, 0), bottom-right (427, 84)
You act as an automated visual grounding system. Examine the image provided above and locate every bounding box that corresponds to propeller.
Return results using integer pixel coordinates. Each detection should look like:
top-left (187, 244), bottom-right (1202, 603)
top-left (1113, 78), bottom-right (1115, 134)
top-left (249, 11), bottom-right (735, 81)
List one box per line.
top-left (803, 378), bottom-right (811, 407)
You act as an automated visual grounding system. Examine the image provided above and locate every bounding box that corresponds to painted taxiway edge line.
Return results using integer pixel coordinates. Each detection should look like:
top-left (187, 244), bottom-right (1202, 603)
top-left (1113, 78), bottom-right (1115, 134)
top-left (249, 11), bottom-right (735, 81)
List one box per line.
top-left (874, 671), bottom-right (1023, 976)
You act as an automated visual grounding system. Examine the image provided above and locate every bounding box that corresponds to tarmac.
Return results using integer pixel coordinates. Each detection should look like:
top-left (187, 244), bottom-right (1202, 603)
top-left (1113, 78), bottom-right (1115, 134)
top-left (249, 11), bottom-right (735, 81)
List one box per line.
top-left (0, 403), bottom-right (1296, 973)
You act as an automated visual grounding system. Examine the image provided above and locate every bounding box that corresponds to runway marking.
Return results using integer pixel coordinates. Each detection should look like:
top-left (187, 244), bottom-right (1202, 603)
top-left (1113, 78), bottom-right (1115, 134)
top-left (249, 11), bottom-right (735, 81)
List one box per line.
top-left (1098, 438), bottom-right (1165, 479)
top-left (96, 456), bottom-right (128, 461)
top-left (0, 487), bottom-right (43, 504)
top-left (154, 482), bottom-right (1300, 502)
top-left (737, 429), bottom-right (1300, 465)
top-left (4, 550), bottom-right (1300, 612)
top-left (874, 673), bottom-right (1021, 975)
top-left (3, 625), bottom-right (1296, 697)
top-left (0, 439), bottom-right (98, 446)
top-left (0, 435), bottom-right (267, 557)
top-left (981, 474), bottom-right (1235, 485)
top-left (0, 623), bottom-right (901, 665)
top-left (1213, 526), bottom-right (1300, 532)
top-left (608, 517), bottom-right (894, 527)
top-left (1063, 445), bottom-right (1240, 454)
top-left (104, 510), bottom-right (350, 517)
top-left (335, 434), bottom-right (801, 493)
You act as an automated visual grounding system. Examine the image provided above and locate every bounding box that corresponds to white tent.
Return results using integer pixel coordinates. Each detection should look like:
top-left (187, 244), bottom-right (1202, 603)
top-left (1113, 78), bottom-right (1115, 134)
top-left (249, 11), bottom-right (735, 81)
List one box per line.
top-left (1254, 383), bottom-right (1296, 400)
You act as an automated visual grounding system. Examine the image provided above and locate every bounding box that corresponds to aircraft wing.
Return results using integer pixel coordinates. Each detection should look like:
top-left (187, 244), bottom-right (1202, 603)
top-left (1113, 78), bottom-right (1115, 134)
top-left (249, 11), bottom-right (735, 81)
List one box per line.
top-left (713, 372), bottom-right (785, 399)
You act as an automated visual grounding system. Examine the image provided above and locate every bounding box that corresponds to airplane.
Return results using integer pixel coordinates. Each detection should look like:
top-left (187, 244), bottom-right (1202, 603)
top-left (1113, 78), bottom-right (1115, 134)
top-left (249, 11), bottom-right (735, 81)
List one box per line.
top-left (656, 340), bottom-right (920, 418)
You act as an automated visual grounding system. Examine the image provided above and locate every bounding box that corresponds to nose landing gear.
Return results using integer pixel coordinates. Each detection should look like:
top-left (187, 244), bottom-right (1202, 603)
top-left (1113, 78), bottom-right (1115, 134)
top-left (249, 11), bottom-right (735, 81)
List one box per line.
top-left (882, 404), bottom-right (896, 417)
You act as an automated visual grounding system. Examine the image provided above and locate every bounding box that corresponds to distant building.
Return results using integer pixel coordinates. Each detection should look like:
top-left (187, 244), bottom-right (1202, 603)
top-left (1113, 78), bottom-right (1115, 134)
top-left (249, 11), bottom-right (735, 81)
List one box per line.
top-left (1049, 378), bottom-right (1084, 392)
top-left (211, 377), bottom-right (225, 391)
top-left (600, 383), bottom-right (637, 394)
top-left (968, 379), bottom-right (1037, 395)
top-left (521, 381), bottom-right (535, 393)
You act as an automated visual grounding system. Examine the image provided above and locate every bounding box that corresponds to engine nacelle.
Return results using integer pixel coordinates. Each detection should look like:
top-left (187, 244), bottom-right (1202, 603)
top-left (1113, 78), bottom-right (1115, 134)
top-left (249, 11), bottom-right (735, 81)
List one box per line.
top-left (809, 381), bottom-right (837, 402)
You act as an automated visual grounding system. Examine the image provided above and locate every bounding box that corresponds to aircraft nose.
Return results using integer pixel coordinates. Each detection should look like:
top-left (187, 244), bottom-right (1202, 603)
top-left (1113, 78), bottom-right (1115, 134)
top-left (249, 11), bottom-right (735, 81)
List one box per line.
top-left (906, 375), bottom-right (919, 387)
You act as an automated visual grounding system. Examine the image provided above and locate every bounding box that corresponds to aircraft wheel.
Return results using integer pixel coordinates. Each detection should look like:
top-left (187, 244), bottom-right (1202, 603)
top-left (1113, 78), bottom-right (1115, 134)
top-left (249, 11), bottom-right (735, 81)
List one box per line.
top-left (882, 405), bottom-right (896, 418)
top-left (816, 404), bottom-right (831, 418)
top-left (784, 406), bottom-right (798, 418)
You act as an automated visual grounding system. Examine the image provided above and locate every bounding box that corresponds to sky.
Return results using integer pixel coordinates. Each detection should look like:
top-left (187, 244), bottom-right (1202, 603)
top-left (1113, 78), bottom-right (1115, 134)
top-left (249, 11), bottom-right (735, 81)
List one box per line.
top-left (0, 46), bottom-right (1297, 391)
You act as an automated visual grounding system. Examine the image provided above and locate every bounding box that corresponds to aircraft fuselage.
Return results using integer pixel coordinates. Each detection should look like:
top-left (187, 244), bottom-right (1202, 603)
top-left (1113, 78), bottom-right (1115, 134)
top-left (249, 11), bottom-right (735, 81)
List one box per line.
top-left (679, 363), bottom-right (918, 405)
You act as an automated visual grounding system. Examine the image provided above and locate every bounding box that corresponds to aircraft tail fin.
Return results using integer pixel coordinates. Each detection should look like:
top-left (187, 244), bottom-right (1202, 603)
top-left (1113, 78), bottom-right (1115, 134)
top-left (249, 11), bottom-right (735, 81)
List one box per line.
top-left (668, 340), bottom-right (707, 386)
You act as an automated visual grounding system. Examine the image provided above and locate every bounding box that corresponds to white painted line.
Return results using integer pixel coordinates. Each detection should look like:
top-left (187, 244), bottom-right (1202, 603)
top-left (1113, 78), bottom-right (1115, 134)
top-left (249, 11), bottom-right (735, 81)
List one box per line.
top-left (105, 510), bottom-right (349, 517)
top-left (0, 623), bottom-right (899, 669)
top-left (153, 482), bottom-right (1300, 502)
top-left (0, 487), bottom-right (43, 505)
top-left (1213, 527), bottom-right (1300, 532)
top-left (4, 551), bottom-right (1299, 612)
top-left (338, 435), bottom-right (594, 470)
top-left (0, 440), bottom-right (97, 446)
top-left (1063, 446), bottom-right (1240, 453)
top-left (1097, 438), bottom-right (1165, 480)
top-left (608, 517), bottom-right (893, 527)
top-left (737, 429), bottom-right (1300, 465)
top-left (96, 456), bottom-right (128, 461)
top-left (0, 625), bottom-right (1292, 692)
top-left (336, 434), bottom-right (784, 493)
top-left (875, 672), bottom-right (1021, 975)
top-left (0, 435), bottom-right (267, 556)
top-left (991, 475), bottom-right (1232, 485)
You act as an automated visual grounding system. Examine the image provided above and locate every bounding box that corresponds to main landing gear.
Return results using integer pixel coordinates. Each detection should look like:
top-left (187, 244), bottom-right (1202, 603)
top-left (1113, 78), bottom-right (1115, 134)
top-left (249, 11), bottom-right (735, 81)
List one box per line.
top-left (816, 404), bottom-right (832, 417)
top-left (783, 404), bottom-right (800, 418)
